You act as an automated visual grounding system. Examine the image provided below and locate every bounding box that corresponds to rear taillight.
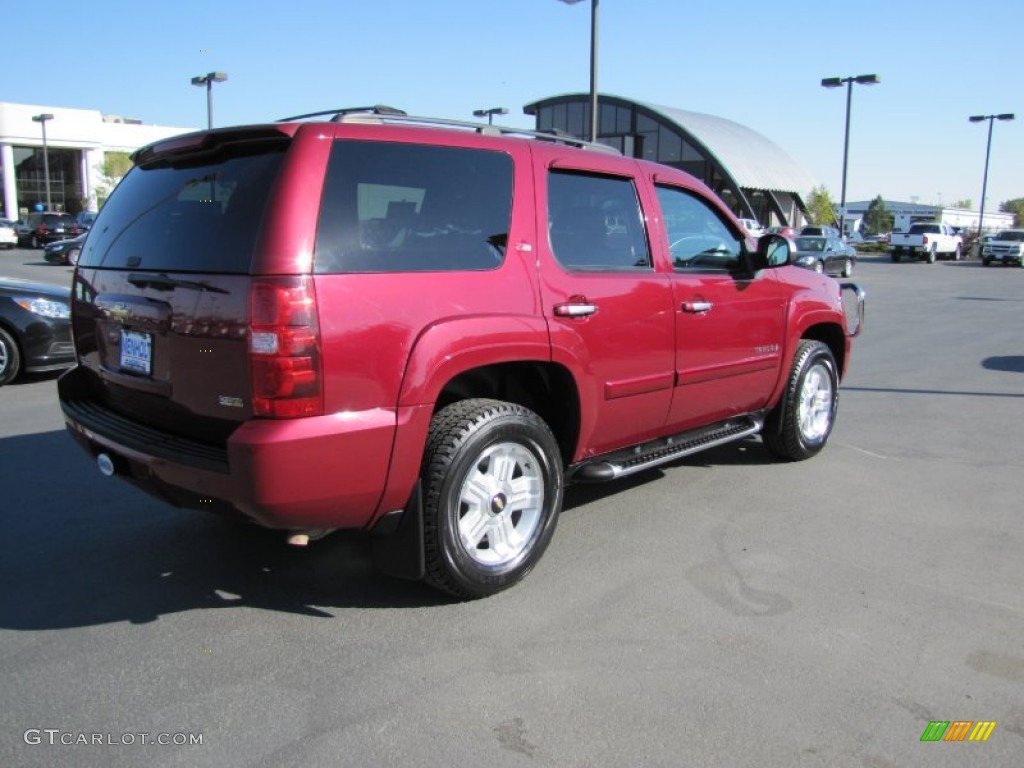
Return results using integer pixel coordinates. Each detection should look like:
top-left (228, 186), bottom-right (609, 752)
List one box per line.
top-left (922, 235), bottom-right (930, 245)
top-left (249, 276), bottom-right (323, 418)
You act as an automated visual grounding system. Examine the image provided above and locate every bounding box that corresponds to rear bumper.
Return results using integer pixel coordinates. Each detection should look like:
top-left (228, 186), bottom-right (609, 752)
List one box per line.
top-left (58, 366), bottom-right (403, 530)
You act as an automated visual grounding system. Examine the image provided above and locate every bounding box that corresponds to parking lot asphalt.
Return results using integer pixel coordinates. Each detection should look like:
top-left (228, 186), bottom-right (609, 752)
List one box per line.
top-left (1, 249), bottom-right (1022, 767)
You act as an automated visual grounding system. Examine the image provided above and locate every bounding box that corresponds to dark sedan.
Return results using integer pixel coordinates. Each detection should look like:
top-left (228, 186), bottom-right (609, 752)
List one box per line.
top-left (792, 236), bottom-right (856, 277)
top-left (43, 233), bottom-right (87, 265)
top-left (0, 278), bottom-right (75, 385)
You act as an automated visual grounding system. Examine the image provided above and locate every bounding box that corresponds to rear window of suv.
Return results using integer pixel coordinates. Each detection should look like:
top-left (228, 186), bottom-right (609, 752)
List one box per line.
top-left (314, 141), bottom-right (513, 273)
top-left (78, 141), bottom-right (287, 273)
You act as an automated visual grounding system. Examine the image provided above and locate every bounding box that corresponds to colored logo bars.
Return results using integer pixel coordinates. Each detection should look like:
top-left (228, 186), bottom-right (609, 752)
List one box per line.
top-left (920, 721), bottom-right (997, 742)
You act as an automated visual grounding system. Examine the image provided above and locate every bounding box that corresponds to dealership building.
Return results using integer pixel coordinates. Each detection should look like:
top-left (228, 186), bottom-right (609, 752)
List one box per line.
top-left (0, 101), bottom-right (194, 220)
top-left (525, 93), bottom-right (817, 228)
top-left (840, 200), bottom-right (1014, 234)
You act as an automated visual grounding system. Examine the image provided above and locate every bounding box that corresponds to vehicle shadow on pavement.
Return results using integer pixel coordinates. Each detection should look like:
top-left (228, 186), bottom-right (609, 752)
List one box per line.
top-left (0, 431), bottom-right (451, 631)
top-left (982, 356), bottom-right (1024, 373)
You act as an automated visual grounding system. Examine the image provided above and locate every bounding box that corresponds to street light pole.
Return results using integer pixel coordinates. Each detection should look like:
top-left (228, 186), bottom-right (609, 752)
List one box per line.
top-left (821, 74), bottom-right (879, 239)
top-left (472, 107), bottom-right (509, 125)
top-left (191, 71), bottom-right (228, 129)
top-left (32, 113), bottom-right (54, 211)
top-left (559, 0), bottom-right (598, 142)
top-left (968, 113), bottom-right (1015, 235)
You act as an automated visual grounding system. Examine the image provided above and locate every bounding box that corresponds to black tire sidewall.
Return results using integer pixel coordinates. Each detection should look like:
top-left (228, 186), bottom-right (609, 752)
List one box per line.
top-left (0, 328), bottom-right (21, 385)
top-left (792, 348), bottom-right (838, 454)
top-left (424, 401), bottom-right (563, 598)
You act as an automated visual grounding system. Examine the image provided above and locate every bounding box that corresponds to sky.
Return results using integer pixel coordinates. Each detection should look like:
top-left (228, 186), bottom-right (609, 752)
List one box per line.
top-left (3, 0), bottom-right (1021, 210)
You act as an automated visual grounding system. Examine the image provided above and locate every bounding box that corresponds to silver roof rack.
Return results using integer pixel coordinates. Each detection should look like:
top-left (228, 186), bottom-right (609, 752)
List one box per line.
top-left (277, 106), bottom-right (620, 155)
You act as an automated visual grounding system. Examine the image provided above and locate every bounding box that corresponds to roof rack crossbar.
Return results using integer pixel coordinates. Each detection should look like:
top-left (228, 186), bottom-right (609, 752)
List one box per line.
top-left (334, 112), bottom-right (620, 154)
top-left (276, 105), bottom-right (408, 123)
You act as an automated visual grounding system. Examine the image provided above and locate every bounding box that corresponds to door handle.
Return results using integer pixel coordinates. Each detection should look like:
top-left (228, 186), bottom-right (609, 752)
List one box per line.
top-left (553, 302), bottom-right (598, 318)
top-left (682, 301), bottom-right (713, 313)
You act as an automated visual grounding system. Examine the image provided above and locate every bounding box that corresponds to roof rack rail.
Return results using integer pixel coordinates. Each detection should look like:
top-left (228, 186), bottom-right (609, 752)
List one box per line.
top-left (335, 112), bottom-right (620, 155)
top-left (276, 105), bottom-right (408, 122)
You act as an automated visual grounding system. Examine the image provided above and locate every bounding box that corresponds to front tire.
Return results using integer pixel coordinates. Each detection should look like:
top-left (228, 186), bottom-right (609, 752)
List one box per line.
top-left (763, 340), bottom-right (839, 461)
top-left (841, 259), bottom-right (854, 278)
top-left (421, 399), bottom-right (563, 599)
top-left (0, 327), bottom-right (22, 385)
top-left (67, 247), bottom-right (81, 266)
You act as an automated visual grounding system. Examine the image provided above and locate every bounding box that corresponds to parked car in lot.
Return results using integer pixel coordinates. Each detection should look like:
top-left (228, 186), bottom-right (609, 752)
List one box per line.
top-left (889, 222), bottom-right (963, 263)
top-left (981, 229), bottom-right (1024, 266)
top-left (16, 212), bottom-right (80, 248)
top-left (75, 211), bottom-right (98, 232)
top-left (792, 236), bottom-right (856, 277)
top-left (57, 107), bottom-right (864, 599)
top-left (800, 225), bottom-right (841, 239)
top-left (0, 218), bottom-right (18, 249)
top-left (765, 225), bottom-right (799, 239)
top-left (737, 218), bottom-right (765, 238)
top-left (0, 277), bottom-right (75, 385)
top-left (43, 233), bottom-right (87, 265)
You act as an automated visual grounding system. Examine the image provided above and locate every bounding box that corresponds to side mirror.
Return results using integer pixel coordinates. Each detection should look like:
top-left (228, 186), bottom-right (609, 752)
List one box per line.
top-left (753, 234), bottom-right (791, 270)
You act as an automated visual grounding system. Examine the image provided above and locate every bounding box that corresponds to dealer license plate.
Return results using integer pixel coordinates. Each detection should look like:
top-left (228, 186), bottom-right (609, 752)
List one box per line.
top-left (120, 329), bottom-right (153, 375)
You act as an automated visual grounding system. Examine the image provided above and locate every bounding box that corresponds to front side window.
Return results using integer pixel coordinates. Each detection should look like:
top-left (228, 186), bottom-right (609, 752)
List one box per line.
top-left (315, 141), bottom-right (512, 273)
top-left (547, 171), bottom-right (651, 270)
top-left (655, 185), bottom-right (744, 272)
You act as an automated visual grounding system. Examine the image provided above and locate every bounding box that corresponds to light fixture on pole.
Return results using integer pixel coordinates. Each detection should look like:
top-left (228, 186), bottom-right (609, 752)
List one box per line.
top-left (968, 113), bottom-right (1015, 235)
top-left (821, 74), bottom-right (879, 239)
top-left (191, 71), bottom-right (228, 129)
top-left (472, 107), bottom-right (509, 125)
top-left (559, 0), bottom-right (598, 142)
top-left (31, 113), bottom-right (54, 211)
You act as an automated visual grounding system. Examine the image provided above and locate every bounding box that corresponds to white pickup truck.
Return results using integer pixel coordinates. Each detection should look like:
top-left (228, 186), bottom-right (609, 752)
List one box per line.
top-left (889, 222), bottom-right (963, 263)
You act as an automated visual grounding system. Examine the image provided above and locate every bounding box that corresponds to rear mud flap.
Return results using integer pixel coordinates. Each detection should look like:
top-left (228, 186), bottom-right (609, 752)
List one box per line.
top-left (370, 482), bottom-right (425, 581)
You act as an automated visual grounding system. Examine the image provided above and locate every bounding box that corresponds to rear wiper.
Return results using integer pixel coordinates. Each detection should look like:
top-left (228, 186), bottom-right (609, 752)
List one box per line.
top-left (127, 273), bottom-right (229, 294)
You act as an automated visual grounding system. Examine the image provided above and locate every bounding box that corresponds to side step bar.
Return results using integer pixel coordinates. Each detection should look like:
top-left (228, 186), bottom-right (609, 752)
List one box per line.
top-left (568, 414), bottom-right (764, 483)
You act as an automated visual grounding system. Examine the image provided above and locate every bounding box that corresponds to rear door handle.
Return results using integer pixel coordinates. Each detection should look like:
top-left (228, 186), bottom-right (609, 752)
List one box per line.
top-left (682, 301), bottom-right (713, 313)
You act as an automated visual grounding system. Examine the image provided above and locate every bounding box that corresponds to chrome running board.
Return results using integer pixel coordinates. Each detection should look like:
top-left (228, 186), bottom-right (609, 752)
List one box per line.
top-left (569, 414), bottom-right (764, 483)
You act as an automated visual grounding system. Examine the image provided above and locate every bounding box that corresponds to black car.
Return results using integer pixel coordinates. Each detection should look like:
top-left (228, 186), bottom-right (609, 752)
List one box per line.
top-left (43, 233), bottom-right (87, 265)
top-left (0, 278), bottom-right (75, 385)
top-left (16, 212), bottom-right (80, 248)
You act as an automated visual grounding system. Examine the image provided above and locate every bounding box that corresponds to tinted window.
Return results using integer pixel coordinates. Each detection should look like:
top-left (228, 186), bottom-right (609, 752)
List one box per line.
top-left (314, 141), bottom-right (512, 273)
top-left (547, 171), bottom-right (650, 270)
top-left (655, 185), bottom-right (743, 271)
top-left (78, 142), bottom-right (286, 272)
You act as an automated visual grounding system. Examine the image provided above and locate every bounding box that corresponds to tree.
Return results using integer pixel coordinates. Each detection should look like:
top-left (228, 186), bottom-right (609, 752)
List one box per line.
top-left (96, 151), bottom-right (134, 207)
top-left (950, 198), bottom-right (972, 209)
top-left (863, 195), bottom-right (894, 234)
top-left (806, 185), bottom-right (836, 226)
top-left (999, 198), bottom-right (1024, 226)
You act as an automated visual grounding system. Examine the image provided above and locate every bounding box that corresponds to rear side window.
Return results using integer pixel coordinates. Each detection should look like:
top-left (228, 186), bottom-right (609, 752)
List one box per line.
top-left (78, 142), bottom-right (287, 272)
top-left (547, 171), bottom-right (650, 270)
top-left (314, 141), bottom-right (513, 273)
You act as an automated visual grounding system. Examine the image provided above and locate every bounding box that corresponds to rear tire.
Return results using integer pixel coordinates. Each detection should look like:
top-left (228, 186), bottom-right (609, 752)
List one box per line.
top-left (926, 246), bottom-right (936, 264)
top-left (0, 327), bottom-right (22, 385)
top-left (763, 340), bottom-right (838, 461)
top-left (891, 252), bottom-right (901, 263)
top-left (421, 399), bottom-right (563, 599)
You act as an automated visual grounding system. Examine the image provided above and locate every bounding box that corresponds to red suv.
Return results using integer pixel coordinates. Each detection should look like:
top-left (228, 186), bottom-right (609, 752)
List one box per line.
top-left (58, 108), bottom-right (864, 598)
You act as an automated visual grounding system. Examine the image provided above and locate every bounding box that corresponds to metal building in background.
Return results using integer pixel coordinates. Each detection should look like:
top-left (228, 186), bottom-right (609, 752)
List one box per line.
top-left (524, 93), bottom-right (816, 228)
